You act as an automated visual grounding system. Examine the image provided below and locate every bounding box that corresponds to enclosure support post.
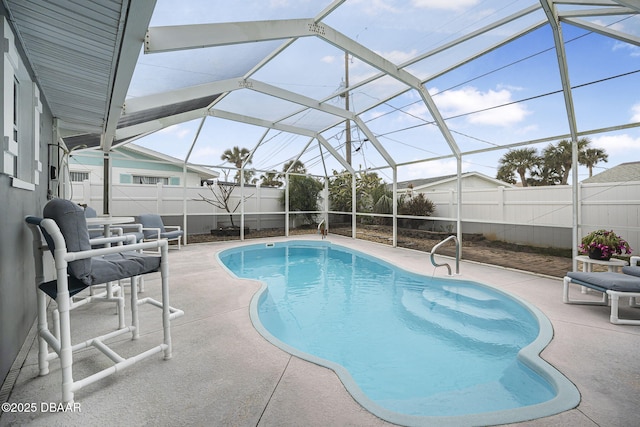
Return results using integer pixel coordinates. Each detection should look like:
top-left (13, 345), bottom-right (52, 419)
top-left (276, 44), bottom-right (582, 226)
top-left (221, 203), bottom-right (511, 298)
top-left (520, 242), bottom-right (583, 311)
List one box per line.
top-left (351, 173), bottom-right (357, 239)
top-left (392, 167), bottom-right (397, 248)
top-left (456, 157), bottom-right (462, 259)
top-left (240, 167), bottom-right (245, 241)
top-left (285, 173), bottom-right (290, 237)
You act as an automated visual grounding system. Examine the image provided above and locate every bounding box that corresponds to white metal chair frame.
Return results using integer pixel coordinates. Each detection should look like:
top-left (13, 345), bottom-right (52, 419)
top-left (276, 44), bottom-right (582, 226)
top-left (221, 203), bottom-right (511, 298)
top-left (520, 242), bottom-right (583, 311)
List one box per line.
top-left (26, 216), bottom-right (184, 403)
top-left (563, 255), bottom-right (640, 326)
top-left (137, 214), bottom-right (183, 250)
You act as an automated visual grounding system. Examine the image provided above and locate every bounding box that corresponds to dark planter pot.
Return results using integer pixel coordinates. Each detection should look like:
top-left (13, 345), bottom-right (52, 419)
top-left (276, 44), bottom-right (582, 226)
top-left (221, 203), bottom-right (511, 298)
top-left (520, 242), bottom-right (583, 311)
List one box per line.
top-left (588, 247), bottom-right (611, 261)
top-left (211, 227), bottom-right (250, 237)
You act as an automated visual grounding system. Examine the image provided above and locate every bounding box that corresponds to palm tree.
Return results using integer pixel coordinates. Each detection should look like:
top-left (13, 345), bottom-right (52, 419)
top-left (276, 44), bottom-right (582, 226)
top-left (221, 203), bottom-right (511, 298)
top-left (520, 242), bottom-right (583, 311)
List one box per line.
top-left (580, 147), bottom-right (608, 177)
top-left (543, 138), bottom-right (590, 185)
top-left (497, 148), bottom-right (540, 187)
top-left (282, 159), bottom-right (306, 174)
top-left (259, 171), bottom-right (283, 187)
top-left (496, 165), bottom-right (517, 185)
top-left (221, 146), bottom-right (251, 183)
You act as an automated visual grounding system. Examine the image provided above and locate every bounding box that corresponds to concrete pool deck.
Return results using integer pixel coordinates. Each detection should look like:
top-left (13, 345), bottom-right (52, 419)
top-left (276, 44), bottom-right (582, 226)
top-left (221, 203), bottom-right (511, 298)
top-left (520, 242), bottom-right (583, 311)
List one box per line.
top-left (2, 235), bottom-right (639, 426)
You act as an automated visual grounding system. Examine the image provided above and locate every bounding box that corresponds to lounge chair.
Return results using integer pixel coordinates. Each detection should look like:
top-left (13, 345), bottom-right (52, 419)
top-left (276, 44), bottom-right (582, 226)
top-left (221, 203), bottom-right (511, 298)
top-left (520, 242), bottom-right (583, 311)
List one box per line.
top-left (563, 269), bottom-right (640, 325)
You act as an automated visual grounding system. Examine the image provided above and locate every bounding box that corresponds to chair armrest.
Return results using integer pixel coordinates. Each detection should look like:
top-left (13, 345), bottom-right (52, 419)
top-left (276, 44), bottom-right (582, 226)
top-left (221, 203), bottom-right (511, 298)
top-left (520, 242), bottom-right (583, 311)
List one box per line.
top-left (630, 256), bottom-right (640, 267)
top-left (163, 225), bottom-right (181, 232)
top-left (116, 223), bottom-right (143, 233)
top-left (38, 218), bottom-right (168, 263)
top-left (89, 234), bottom-right (135, 246)
top-left (65, 238), bottom-right (168, 262)
top-left (141, 227), bottom-right (162, 239)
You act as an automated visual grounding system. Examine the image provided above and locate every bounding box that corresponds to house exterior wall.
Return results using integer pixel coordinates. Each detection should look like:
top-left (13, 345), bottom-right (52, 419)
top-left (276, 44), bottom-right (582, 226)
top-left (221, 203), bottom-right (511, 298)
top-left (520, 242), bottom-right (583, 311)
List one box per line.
top-left (69, 150), bottom-right (205, 188)
top-left (0, 10), bottom-right (51, 386)
top-left (411, 175), bottom-right (506, 192)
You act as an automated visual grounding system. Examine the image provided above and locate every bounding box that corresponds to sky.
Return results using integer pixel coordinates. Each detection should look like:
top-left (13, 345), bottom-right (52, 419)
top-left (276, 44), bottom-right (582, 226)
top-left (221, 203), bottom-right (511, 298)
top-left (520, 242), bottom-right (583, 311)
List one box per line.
top-left (128, 0), bottom-right (640, 184)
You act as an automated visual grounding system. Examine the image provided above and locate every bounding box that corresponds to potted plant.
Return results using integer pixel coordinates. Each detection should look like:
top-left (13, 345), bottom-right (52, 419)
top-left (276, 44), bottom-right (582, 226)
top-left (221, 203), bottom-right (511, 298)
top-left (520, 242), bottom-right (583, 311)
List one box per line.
top-left (579, 229), bottom-right (632, 260)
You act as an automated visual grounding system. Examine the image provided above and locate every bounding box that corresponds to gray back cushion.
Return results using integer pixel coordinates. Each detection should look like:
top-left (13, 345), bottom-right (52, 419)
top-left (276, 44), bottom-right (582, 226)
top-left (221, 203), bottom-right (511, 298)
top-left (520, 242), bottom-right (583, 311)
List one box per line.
top-left (137, 214), bottom-right (166, 239)
top-left (43, 199), bottom-right (92, 285)
top-left (84, 206), bottom-right (97, 218)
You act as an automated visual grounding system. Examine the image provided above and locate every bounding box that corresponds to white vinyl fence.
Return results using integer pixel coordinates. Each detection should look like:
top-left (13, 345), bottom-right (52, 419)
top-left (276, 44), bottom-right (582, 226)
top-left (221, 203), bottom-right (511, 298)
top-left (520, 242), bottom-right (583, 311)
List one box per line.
top-left (72, 180), bottom-right (640, 251)
top-left (424, 181), bottom-right (640, 251)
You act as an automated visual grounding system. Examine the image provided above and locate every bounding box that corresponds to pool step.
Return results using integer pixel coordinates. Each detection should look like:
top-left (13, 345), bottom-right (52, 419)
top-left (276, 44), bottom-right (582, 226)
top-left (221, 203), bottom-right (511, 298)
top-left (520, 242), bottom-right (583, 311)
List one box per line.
top-left (400, 288), bottom-right (537, 351)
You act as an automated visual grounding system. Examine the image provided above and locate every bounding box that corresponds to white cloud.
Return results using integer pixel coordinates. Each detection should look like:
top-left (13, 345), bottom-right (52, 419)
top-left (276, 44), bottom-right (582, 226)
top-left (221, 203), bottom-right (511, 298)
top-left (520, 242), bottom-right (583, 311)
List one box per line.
top-left (321, 55), bottom-right (336, 64)
top-left (411, 0), bottom-right (480, 11)
top-left (269, 0), bottom-right (289, 8)
top-left (402, 159), bottom-right (472, 180)
top-left (592, 134), bottom-right (640, 155)
top-left (593, 19), bottom-right (625, 33)
top-left (431, 86), bottom-right (530, 126)
top-left (351, 0), bottom-right (401, 15)
top-left (613, 41), bottom-right (640, 57)
top-left (375, 49), bottom-right (418, 65)
top-left (158, 124), bottom-right (191, 140)
top-left (632, 103), bottom-right (640, 122)
top-left (191, 145), bottom-right (221, 164)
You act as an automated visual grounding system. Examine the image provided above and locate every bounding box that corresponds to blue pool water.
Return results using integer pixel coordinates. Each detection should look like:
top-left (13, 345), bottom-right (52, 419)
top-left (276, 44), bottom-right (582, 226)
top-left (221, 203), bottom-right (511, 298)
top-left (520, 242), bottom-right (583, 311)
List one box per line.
top-left (218, 241), bottom-right (579, 426)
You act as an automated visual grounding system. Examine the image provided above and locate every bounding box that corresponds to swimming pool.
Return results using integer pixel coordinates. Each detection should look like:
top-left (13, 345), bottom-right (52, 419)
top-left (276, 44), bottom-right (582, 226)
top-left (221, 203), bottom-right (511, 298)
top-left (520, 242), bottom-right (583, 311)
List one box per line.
top-left (218, 240), bottom-right (579, 426)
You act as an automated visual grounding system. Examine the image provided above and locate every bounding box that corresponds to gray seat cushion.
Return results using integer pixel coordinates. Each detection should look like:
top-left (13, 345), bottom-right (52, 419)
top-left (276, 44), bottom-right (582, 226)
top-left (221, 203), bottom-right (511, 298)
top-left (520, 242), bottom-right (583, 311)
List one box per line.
top-left (39, 252), bottom-right (160, 300)
top-left (90, 252), bottom-right (161, 284)
top-left (160, 229), bottom-right (184, 240)
top-left (567, 271), bottom-right (640, 292)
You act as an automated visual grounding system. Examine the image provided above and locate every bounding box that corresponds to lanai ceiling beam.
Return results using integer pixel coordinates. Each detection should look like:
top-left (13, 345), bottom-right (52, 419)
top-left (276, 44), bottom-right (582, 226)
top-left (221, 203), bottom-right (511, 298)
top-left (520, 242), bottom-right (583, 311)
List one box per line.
top-left (242, 79), bottom-right (396, 167)
top-left (314, 24), bottom-right (461, 158)
top-left (115, 109), bottom-right (206, 140)
top-left (145, 19), bottom-right (460, 158)
top-left (611, 0), bottom-right (640, 12)
top-left (562, 18), bottom-right (640, 46)
top-left (124, 78), bottom-right (238, 113)
top-left (558, 6), bottom-right (637, 17)
top-left (206, 108), bottom-right (353, 173)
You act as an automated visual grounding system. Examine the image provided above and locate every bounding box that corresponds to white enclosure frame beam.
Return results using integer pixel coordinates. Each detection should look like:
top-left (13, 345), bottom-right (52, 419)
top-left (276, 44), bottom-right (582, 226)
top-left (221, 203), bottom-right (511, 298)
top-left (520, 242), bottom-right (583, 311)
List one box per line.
top-left (541, 0), bottom-right (582, 271)
top-left (102, 1), bottom-right (156, 151)
top-left (562, 18), bottom-right (640, 46)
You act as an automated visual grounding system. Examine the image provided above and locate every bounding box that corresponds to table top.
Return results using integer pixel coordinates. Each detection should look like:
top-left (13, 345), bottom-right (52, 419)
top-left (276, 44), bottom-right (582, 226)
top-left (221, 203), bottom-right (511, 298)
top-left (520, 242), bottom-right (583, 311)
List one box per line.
top-left (574, 255), bottom-right (628, 266)
top-left (85, 216), bottom-right (134, 226)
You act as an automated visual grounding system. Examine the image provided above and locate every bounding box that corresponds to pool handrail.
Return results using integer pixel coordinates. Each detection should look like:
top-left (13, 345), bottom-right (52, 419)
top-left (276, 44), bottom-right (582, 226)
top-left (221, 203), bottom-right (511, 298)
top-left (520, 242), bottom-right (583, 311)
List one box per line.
top-left (317, 219), bottom-right (327, 239)
top-left (430, 235), bottom-right (460, 275)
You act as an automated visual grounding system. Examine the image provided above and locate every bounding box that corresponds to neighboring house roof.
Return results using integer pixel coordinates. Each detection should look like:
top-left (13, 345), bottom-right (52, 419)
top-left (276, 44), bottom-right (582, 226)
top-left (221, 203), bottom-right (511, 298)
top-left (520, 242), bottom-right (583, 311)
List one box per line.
top-left (392, 172), bottom-right (514, 191)
top-left (71, 143), bottom-right (218, 179)
top-left (121, 144), bottom-right (218, 179)
top-left (582, 162), bottom-right (640, 184)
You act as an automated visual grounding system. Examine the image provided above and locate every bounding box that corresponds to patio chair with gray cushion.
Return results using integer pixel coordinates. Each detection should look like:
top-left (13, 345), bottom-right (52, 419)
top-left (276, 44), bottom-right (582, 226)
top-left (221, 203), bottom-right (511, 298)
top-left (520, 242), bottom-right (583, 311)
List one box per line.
top-left (137, 213), bottom-right (184, 249)
top-left (83, 205), bottom-right (144, 244)
top-left (563, 270), bottom-right (640, 325)
top-left (25, 198), bottom-right (184, 403)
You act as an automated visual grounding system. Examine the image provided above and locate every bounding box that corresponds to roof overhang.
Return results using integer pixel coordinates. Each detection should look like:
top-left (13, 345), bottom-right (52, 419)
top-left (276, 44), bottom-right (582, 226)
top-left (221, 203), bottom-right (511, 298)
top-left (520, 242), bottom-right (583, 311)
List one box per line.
top-left (4, 0), bottom-right (155, 151)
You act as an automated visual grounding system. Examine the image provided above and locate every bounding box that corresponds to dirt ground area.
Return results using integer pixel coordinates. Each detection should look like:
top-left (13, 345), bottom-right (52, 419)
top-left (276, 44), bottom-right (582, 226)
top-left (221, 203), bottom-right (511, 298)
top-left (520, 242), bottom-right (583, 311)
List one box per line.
top-left (186, 224), bottom-right (590, 278)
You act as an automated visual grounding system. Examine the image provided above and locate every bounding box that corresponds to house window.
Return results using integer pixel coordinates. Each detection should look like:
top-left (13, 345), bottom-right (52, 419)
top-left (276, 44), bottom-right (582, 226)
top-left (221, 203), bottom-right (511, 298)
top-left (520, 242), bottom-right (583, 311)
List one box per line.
top-left (132, 175), bottom-right (169, 185)
top-left (70, 171), bottom-right (89, 182)
top-left (2, 16), bottom-right (39, 190)
top-left (12, 78), bottom-right (18, 177)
